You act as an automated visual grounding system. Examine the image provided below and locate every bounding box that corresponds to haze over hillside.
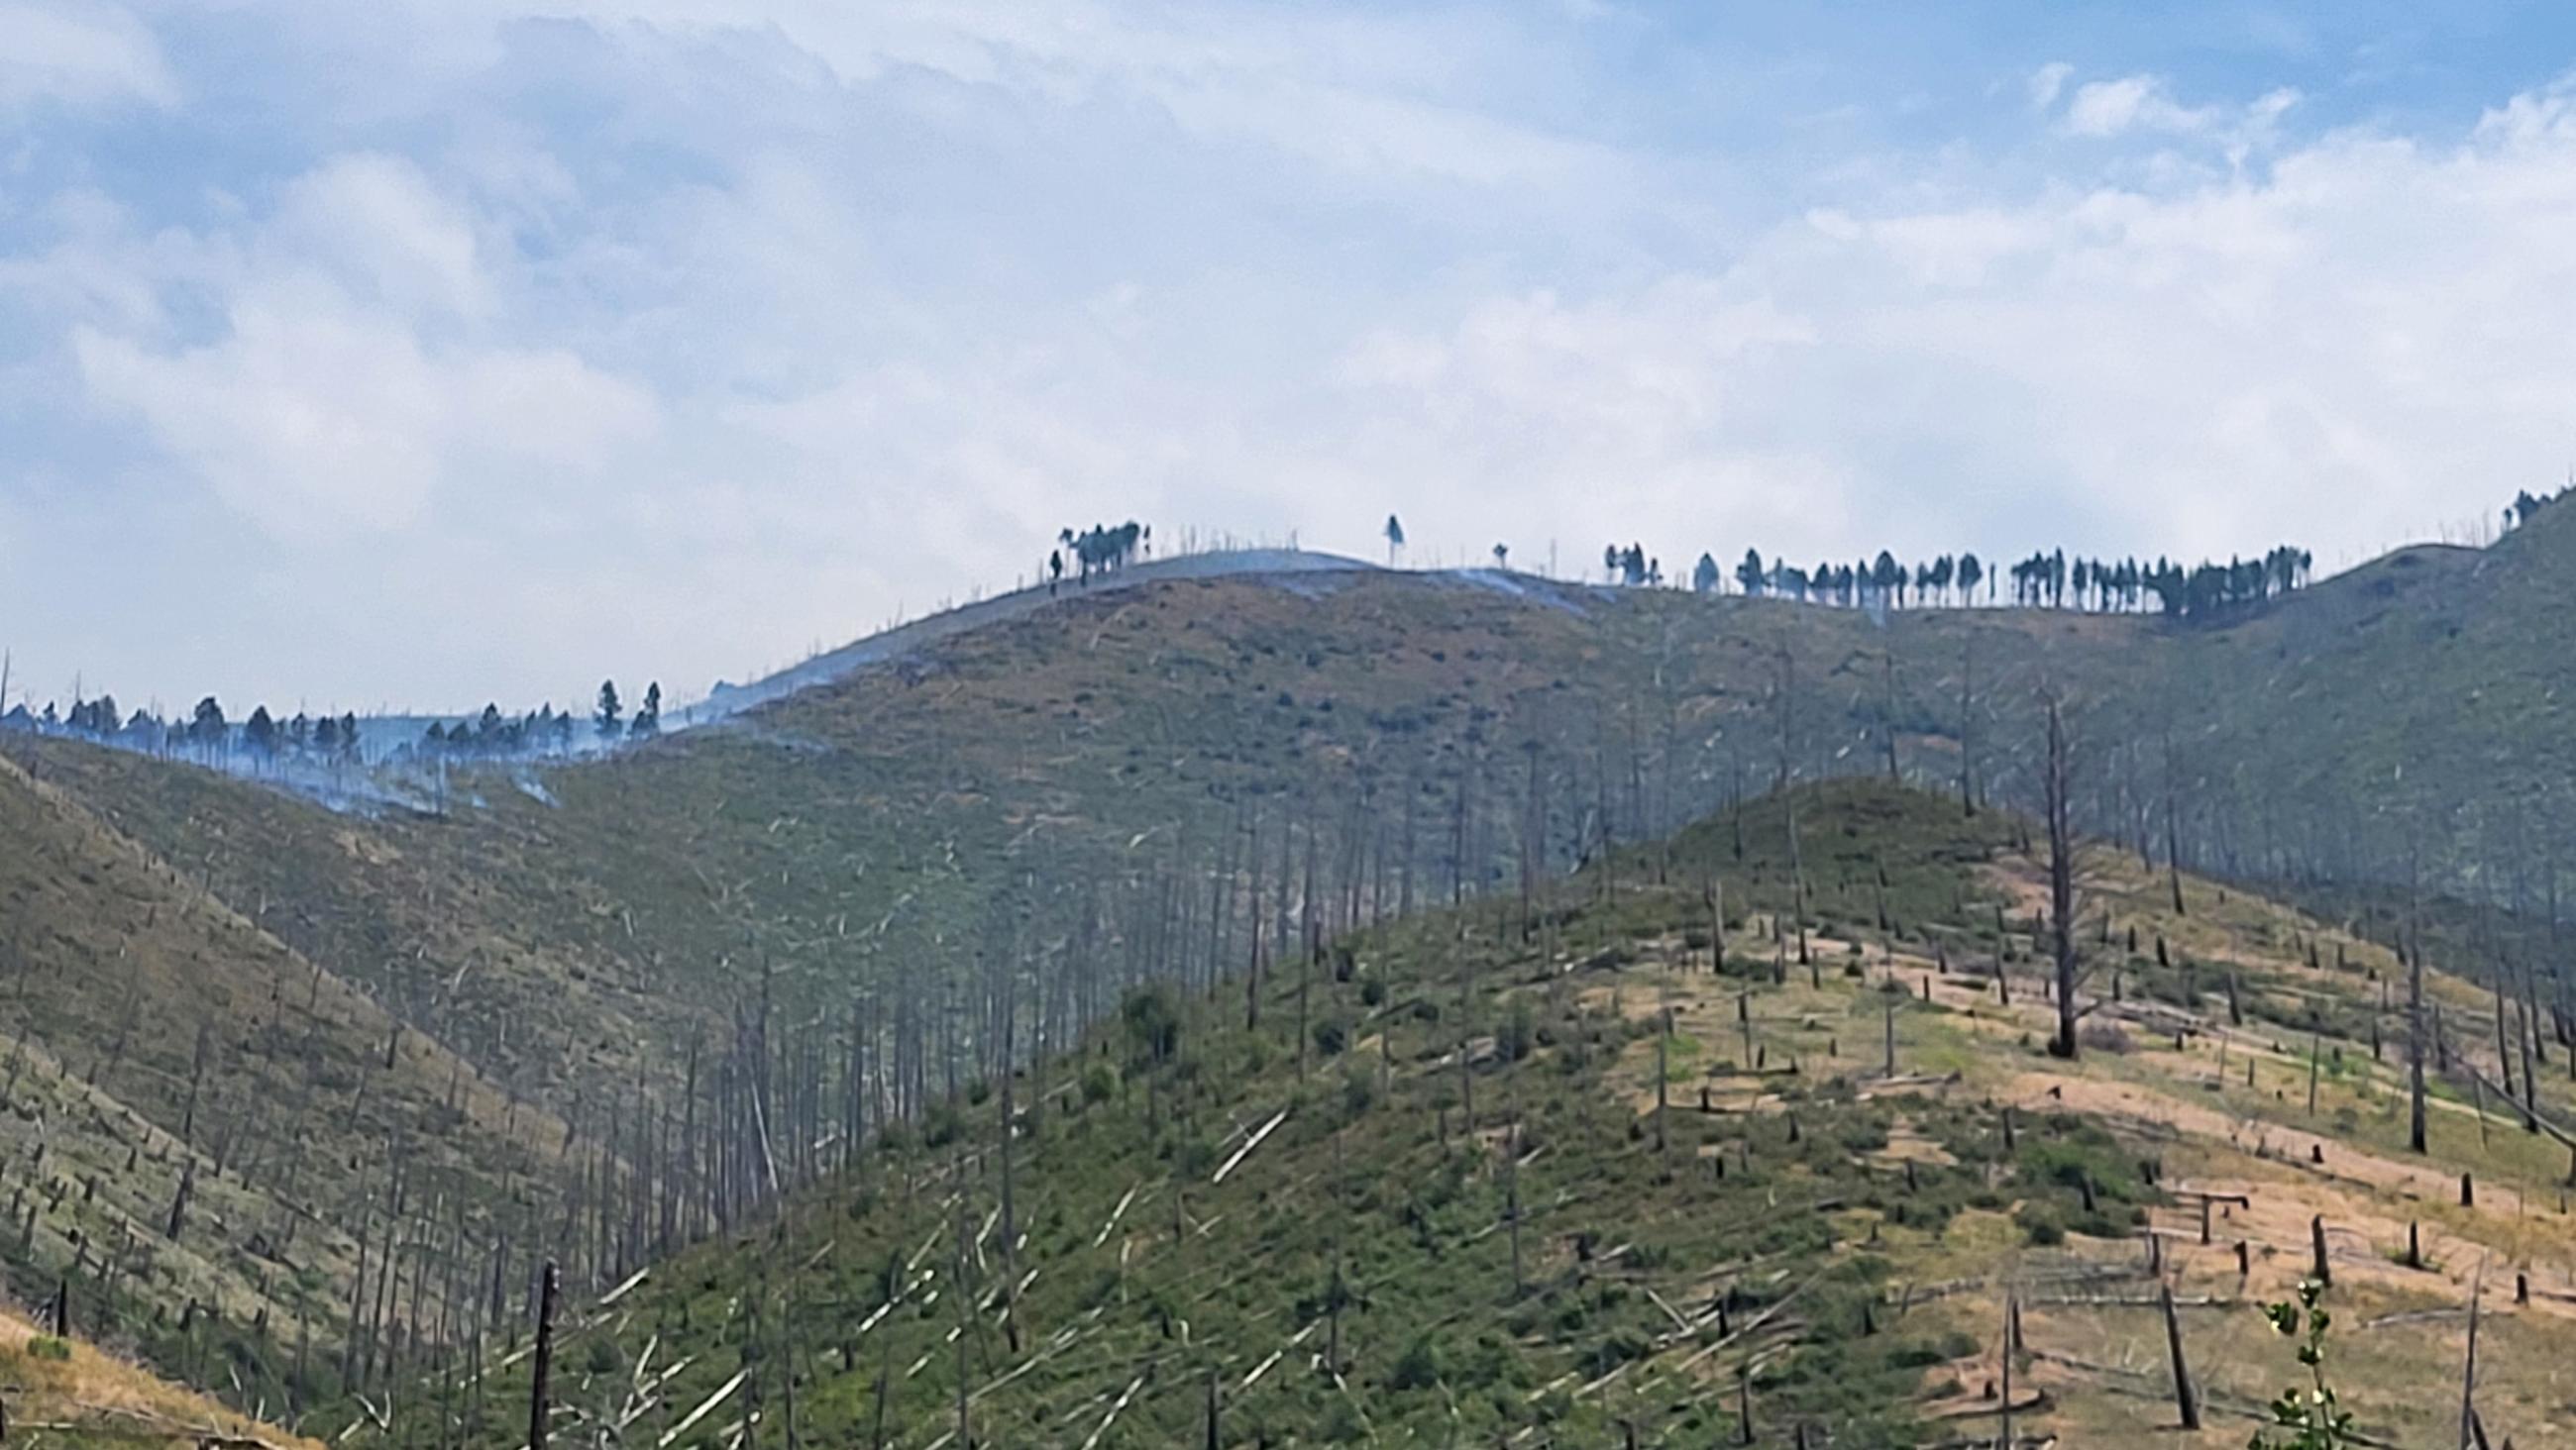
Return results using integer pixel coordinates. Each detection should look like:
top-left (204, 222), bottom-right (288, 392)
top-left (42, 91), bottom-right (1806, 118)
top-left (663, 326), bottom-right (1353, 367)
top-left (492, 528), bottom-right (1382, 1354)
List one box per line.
top-left (14, 6), bottom-right (2576, 1445)
top-left (6, 492), bottom-right (2576, 1441)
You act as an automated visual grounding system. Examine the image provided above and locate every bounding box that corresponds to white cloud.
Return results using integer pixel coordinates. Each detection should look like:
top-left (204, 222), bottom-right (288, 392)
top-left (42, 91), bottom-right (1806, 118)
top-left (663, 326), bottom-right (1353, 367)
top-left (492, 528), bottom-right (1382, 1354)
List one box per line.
top-left (0, 2), bottom-right (174, 109)
top-left (405, 0), bottom-right (1609, 186)
top-left (2064, 75), bottom-right (2201, 137)
top-left (2026, 61), bottom-right (2073, 111)
top-left (73, 278), bottom-right (654, 539)
top-left (8, 3), bottom-right (2576, 708)
top-left (268, 155), bottom-right (493, 320)
top-left (1310, 93), bottom-right (2576, 570)
top-left (2058, 71), bottom-right (2299, 149)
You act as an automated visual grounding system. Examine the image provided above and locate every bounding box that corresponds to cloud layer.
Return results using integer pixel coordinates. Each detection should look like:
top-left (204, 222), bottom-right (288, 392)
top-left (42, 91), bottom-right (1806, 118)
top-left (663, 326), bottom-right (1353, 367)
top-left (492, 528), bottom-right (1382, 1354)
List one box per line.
top-left (4, 3), bottom-right (2573, 709)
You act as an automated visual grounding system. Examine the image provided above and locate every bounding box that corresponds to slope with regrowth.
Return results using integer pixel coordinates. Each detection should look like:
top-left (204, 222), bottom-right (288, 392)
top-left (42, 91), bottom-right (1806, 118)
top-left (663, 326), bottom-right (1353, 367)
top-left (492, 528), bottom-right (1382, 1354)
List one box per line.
top-left (0, 751), bottom-right (566, 1410)
top-left (19, 520), bottom-right (2576, 1418)
top-left (344, 779), bottom-right (2576, 1448)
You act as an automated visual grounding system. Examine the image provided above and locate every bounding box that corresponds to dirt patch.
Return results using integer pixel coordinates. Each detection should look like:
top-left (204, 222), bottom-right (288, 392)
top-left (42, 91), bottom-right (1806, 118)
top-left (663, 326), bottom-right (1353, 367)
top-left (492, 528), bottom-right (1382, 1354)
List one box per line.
top-left (2006, 1070), bottom-right (2576, 1312)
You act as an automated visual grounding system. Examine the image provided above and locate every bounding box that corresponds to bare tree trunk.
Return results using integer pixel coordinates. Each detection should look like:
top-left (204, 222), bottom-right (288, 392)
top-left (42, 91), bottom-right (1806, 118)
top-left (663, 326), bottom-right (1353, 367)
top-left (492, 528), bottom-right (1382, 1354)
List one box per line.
top-left (1950, 650), bottom-right (1978, 819)
top-left (1880, 648), bottom-right (1901, 782)
top-left (998, 994), bottom-right (1019, 1351)
top-left (2046, 695), bottom-right (2080, 1060)
top-left (1999, 1289), bottom-right (2016, 1450)
top-left (2162, 726), bottom-right (2185, 916)
top-left (2159, 1280), bottom-right (2200, 1430)
top-left (1504, 1069), bottom-right (1524, 1299)
top-left (2411, 848), bottom-right (2430, 1154)
top-left (528, 1260), bottom-right (558, 1450)
top-left (2459, 1259), bottom-right (2485, 1450)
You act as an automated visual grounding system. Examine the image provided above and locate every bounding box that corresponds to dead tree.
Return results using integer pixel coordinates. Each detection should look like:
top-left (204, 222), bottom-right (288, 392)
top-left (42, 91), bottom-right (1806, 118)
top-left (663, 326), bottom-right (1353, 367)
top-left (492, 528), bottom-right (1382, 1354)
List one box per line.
top-left (165, 1157), bottom-right (194, 1240)
top-left (1957, 637), bottom-right (1979, 816)
top-left (1505, 1069), bottom-right (1526, 1299)
top-left (1880, 647), bottom-right (1902, 782)
top-left (2161, 725), bottom-right (2186, 916)
top-left (2410, 847), bottom-right (2430, 1154)
top-left (2459, 1259), bottom-right (2485, 1450)
top-left (1999, 1289), bottom-right (2017, 1450)
top-left (528, 1259), bottom-right (558, 1450)
top-left (2045, 694), bottom-right (2081, 1059)
top-left (2160, 1279), bottom-right (2200, 1430)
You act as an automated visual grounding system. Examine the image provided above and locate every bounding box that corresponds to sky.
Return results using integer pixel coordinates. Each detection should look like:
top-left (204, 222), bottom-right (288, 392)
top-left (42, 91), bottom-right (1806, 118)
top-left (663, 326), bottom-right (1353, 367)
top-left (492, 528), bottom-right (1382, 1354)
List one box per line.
top-left (7, 2), bottom-right (2576, 714)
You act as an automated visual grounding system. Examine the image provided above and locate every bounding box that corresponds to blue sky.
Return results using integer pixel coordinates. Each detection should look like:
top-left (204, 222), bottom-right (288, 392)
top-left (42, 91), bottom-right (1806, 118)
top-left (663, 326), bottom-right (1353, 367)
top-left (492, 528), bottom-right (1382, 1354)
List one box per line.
top-left (6, 2), bottom-right (2576, 712)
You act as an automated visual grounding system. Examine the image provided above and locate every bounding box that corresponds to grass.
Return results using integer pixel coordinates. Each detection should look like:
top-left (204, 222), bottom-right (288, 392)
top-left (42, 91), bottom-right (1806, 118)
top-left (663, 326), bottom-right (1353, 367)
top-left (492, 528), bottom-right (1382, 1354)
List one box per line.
top-left (313, 780), bottom-right (2200, 1448)
top-left (16, 508), bottom-right (2576, 1425)
top-left (0, 753), bottom-right (568, 1408)
top-left (253, 783), bottom-right (2083, 1446)
top-left (0, 1296), bottom-right (318, 1448)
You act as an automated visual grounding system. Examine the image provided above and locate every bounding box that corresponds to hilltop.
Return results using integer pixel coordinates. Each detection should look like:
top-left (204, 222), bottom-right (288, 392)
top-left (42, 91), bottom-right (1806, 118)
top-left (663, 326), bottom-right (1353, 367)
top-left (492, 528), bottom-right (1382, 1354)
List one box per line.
top-left (700, 547), bottom-right (1372, 719)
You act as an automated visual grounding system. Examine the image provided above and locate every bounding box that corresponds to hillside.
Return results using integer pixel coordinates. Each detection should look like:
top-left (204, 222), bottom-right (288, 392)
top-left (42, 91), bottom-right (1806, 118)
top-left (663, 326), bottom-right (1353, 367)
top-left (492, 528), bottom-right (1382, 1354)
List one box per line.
top-left (0, 1296), bottom-right (316, 1448)
top-left (0, 751), bottom-right (569, 1418)
top-left (339, 779), bottom-right (2576, 1448)
top-left (13, 514), bottom-right (2576, 1415)
top-left (698, 547), bottom-right (1373, 720)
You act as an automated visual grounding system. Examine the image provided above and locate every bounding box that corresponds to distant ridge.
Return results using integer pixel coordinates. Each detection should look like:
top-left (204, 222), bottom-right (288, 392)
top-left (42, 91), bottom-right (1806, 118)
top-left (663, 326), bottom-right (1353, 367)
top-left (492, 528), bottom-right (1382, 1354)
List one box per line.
top-left (699, 546), bottom-right (1374, 717)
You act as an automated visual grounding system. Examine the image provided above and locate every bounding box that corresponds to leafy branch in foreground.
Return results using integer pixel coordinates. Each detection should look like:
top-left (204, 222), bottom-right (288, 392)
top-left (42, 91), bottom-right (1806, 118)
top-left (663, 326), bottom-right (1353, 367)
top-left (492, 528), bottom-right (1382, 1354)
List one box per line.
top-left (2249, 1278), bottom-right (2356, 1450)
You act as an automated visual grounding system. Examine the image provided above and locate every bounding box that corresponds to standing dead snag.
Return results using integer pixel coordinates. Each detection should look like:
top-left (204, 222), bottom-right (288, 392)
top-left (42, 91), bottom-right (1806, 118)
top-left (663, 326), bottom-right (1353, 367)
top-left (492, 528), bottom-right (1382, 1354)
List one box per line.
top-left (999, 999), bottom-right (1020, 1353)
top-left (2410, 846), bottom-right (2430, 1155)
top-left (528, 1258), bottom-right (558, 1450)
top-left (2460, 1257), bottom-right (2486, 1450)
top-left (2160, 1279), bottom-right (2200, 1429)
top-left (1654, 1030), bottom-right (1669, 1163)
top-left (1707, 877), bottom-right (1725, 975)
top-left (2162, 724), bottom-right (2185, 915)
top-left (953, 1133), bottom-right (972, 1450)
top-left (1505, 1069), bottom-right (1526, 1300)
top-left (1998, 1289), bottom-right (2017, 1450)
top-left (2308, 1015), bottom-right (2322, 1116)
top-left (165, 1156), bottom-right (194, 1239)
top-left (2043, 693), bottom-right (2081, 1060)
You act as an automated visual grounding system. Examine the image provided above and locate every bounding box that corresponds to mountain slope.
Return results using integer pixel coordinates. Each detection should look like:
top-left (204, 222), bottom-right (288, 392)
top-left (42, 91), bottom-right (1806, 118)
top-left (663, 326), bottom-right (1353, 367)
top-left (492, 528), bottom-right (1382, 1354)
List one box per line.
top-left (0, 752), bottom-right (566, 1409)
top-left (16, 519), bottom-right (2576, 1417)
top-left (0, 1298), bottom-right (317, 1448)
top-left (350, 779), bottom-right (2576, 1448)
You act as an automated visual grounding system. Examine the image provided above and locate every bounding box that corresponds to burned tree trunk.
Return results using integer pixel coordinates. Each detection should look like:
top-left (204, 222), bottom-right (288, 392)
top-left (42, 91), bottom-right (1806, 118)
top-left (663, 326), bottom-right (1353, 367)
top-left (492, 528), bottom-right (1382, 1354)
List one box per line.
top-left (2159, 1280), bottom-right (2200, 1430)
top-left (2162, 724), bottom-right (2186, 916)
top-left (2045, 695), bottom-right (2081, 1060)
top-left (528, 1259), bottom-right (558, 1450)
top-left (1958, 638), bottom-right (1978, 816)
top-left (2410, 851), bottom-right (2429, 1155)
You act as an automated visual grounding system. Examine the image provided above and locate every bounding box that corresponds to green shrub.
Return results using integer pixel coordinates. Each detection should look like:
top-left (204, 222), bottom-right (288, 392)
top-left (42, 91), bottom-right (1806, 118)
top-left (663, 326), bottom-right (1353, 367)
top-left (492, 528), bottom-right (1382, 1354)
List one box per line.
top-left (1389, 1333), bottom-right (1444, 1391)
top-left (1312, 1018), bottom-right (1348, 1058)
top-left (1080, 1063), bottom-right (1118, 1105)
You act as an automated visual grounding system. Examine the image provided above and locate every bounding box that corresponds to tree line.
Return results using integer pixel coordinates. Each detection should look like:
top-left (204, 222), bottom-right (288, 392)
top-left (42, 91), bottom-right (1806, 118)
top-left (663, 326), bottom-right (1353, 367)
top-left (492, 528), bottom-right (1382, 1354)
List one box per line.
top-left (1049, 521), bottom-right (1148, 589)
top-left (2, 691), bottom-right (366, 767)
top-left (1644, 543), bottom-right (2315, 622)
top-left (415, 680), bottom-right (660, 760)
top-left (1, 679), bottom-right (670, 772)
